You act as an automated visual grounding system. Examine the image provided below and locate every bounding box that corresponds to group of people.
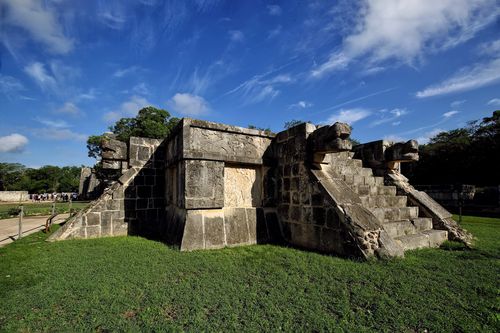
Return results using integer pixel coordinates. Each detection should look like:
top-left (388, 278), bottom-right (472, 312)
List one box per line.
top-left (29, 193), bottom-right (78, 202)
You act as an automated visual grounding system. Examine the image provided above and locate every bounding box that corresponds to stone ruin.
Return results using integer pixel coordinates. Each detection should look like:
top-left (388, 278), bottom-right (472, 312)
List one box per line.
top-left (50, 118), bottom-right (473, 259)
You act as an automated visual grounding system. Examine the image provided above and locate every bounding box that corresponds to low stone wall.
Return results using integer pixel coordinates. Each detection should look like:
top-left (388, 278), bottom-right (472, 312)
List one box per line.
top-left (0, 191), bottom-right (28, 202)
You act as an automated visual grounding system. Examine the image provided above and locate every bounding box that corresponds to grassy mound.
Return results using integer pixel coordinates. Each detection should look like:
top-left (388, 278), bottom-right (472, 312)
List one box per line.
top-left (0, 216), bottom-right (498, 332)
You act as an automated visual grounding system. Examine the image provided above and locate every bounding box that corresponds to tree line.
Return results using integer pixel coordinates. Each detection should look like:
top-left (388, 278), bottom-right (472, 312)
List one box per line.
top-left (409, 110), bottom-right (500, 186)
top-left (0, 164), bottom-right (81, 193)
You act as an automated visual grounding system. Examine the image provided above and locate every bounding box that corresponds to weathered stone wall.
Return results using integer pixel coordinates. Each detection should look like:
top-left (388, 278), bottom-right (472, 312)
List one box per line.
top-left (0, 191), bottom-right (29, 202)
top-left (271, 123), bottom-right (358, 255)
top-left (50, 137), bottom-right (165, 241)
top-left (78, 167), bottom-right (102, 200)
top-left (164, 118), bottom-right (280, 250)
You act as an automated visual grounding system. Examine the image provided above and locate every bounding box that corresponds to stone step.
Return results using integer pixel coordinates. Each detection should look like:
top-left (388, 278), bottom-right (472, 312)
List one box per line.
top-left (332, 165), bottom-right (372, 176)
top-left (360, 195), bottom-right (407, 208)
top-left (412, 217), bottom-right (433, 232)
top-left (372, 206), bottom-right (419, 222)
top-left (330, 151), bottom-right (355, 159)
top-left (343, 174), bottom-right (376, 186)
top-left (353, 184), bottom-right (397, 196)
top-left (395, 230), bottom-right (448, 251)
top-left (383, 220), bottom-right (416, 238)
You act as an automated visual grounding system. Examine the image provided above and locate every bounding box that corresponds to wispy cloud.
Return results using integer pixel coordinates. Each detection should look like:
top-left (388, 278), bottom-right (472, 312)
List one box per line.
top-left (268, 25), bottom-right (282, 39)
top-left (416, 128), bottom-right (445, 144)
top-left (310, 87), bottom-right (395, 116)
top-left (0, 75), bottom-right (27, 99)
top-left (311, 52), bottom-right (349, 78)
top-left (487, 98), bottom-right (500, 107)
top-left (416, 58), bottom-right (500, 98)
top-left (35, 117), bottom-right (71, 129)
top-left (23, 62), bottom-right (57, 92)
top-left (2, 0), bottom-right (74, 54)
top-left (113, 66), bottom-right (141, 78)
top-left (325, 108), bottom-right (371, 125)
top-left (167, 93), bottom-right (210, 116)
top-left (450, 100), bottom-right (466, 108)
top-left (103, 95), bottom-right (151, 122)
top-left (55, 102), bottom-right (82, 117)
top-left (289, 101), bottom-right (313, 110)
top-left (228, 30), bottom-right (244, 42)
top-left (443, 110), bottom-right (459, 118)
top-left (267, 5), bottom-right (282, 16)
top-left (370, 108), bottom-right (408, 127)
top-left (0, 133), bottom-right (29, 153)
top-left (33, 128), bottom-right (87, 141)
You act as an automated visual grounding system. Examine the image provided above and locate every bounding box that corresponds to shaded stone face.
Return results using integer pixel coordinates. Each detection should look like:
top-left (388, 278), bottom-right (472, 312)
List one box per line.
top-left (385, 140), bottom-right (419, 162)
top-left (101, 139), bottom-right (128, 160)
top-left (308, 122), bottom-right (352, 154)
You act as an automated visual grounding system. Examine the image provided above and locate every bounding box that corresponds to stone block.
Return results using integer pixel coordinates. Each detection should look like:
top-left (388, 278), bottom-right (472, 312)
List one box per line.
top-left (101, 139), bottom-right (128, 160)
top-left (86, 226), bottom-right (101, 238)
top-left (181, 212), bottom-right (204, 251)
top-left (102, 160), bottom-right (121, 170)
top-left (224, 208), bottom-right (249, 246)
top-left (184, 160), bottom-right (224, 209)
top-left (86, 212), bottom-right (101, 226)
top-left (224, 165), bottom-right (262, 207)
top-left (246, 208), bottom-right (257, 244)
top-left (204, 211), bottom-right (225, 249)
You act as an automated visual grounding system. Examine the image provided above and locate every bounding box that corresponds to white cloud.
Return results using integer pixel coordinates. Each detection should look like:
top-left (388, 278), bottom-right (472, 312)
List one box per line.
top-left (103, 95), bottom-right (151, 122)
top-left (416, 128), bottom-right (445, 144)
top-left (167, 93), bottom-right (210, 116)
top-left (2, 0), bottom-right (74, 54)
top-left (325, 108), bottom-right (371, 125)
top-left (443, 110), bottom-right (459, 118)
top-left (223, 72), bottom-right (294, 104)
top-left (268, 25), bottom-right (282, 39)
top-left (313, 0), bottom-right (498, 77)
top-left (289, 101), bottom-right (313, 109)
top-left (33, 128), bottom-right (86, 141)
top-left (113, 66), bottom-right (141, 78)
top-left (24, 62), bottom-right (57, 92)
top-left (370, 108), bottom-right (408, 127)
top-left (35, 118), bottom-right (70, 129)
top-left (0, 75), bottom-right (25, 97)
top-left (55, 102), bottom-right (82, 116)
top-left (267, 5), bottom-right (282, 16)
top-left (345, 0), bottom-right (496, 62)
top-left (228, 30), bottom-right (244, 42)
top-left (311, 52), bottom-right (349, 78)
top-left (0, 133), bottom-right (29, 153)
top-left (477, 39), bottom-right (500, 56)
top-left (416, 58), bottom-right (500, 98)
top-left (450, 100), bottom-right (466, 108)
top-left (487, 98), bottom-right (500, 107)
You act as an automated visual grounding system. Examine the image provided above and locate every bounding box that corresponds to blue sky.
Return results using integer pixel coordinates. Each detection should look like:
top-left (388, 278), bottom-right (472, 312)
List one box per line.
top-left (1, 0), bottom-right (499, 168)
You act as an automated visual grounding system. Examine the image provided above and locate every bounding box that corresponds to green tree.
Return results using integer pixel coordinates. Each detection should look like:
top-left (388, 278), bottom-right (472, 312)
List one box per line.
top-left (87, 106), bottom-right (179, 160)
top-left (110, 106), bottom-right (179, 142)
top-left (0, 163), bottom-right (26, 190)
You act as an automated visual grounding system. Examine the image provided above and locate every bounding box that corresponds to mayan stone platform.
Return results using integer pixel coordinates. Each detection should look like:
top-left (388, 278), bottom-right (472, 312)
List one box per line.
top-left (50, 118), bottom-right (473, 259)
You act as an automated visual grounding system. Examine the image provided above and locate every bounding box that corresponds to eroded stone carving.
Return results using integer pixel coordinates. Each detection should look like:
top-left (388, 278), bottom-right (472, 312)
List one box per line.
top-left (307, 122), bottom-right (352, 165)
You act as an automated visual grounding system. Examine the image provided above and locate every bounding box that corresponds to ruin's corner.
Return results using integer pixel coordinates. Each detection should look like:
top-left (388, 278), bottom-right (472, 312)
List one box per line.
top-left (50, 118), bottom-right (472, 259)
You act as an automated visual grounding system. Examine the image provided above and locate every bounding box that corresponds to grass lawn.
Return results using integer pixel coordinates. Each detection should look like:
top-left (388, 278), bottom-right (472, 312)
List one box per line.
top-left (0, 215), bottom-right (498, 332)
top-left (0, 201), bottom-right (90, 220)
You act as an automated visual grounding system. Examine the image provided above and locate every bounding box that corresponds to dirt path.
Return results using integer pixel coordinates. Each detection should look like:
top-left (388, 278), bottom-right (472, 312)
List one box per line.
top-left (0, 214), bottom-right (69, 247)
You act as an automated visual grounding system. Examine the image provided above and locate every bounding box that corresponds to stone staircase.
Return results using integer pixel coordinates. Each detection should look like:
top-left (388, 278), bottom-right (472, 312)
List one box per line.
top-left (326, 151), bottom-right (448, 251)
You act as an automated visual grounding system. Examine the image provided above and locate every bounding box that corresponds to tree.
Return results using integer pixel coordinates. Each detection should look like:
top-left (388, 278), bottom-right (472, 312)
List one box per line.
top-left (87, 106), bottom-right (179, 160)
top-left (110, 106), bottom-right (179, 142)
top-left (284, 119), bottom-right (310, 129)
top-left (411, 110), bottom-right (500, 186)
top-left (87, 135), bottom-right (105, 159)
top-left (248, 124), bottom-right (272, 134)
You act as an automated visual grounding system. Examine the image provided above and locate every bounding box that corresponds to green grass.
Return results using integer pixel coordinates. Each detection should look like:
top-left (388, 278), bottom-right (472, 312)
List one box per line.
top-left (0, 216), bottom-right (498, 332)
top-left (0, 201), bottom-right (90, 220)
